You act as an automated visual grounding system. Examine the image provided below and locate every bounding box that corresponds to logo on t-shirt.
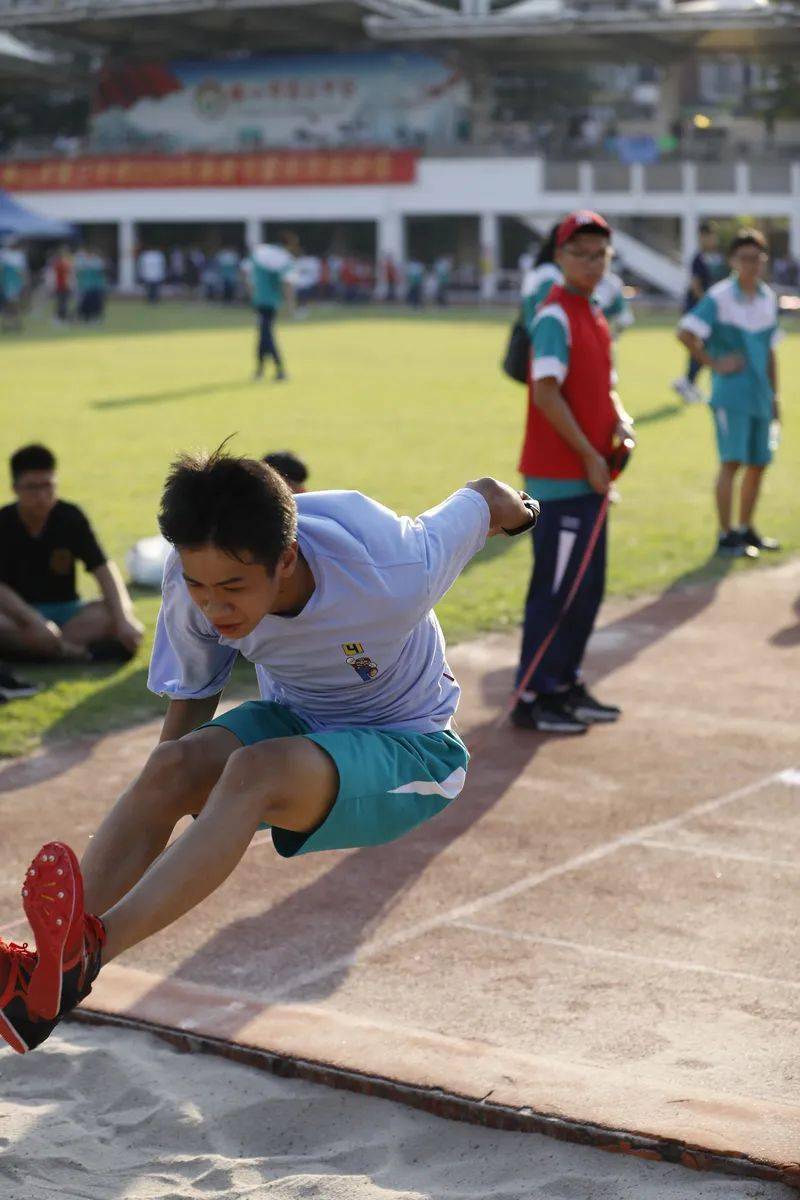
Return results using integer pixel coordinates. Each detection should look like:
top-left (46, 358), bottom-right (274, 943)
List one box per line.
top-left (49, 548), bottom-right (73, 575)
top-left (342, 642), bottom-right (378, 681)
top-left (347, 655), bottom-right (379, 682)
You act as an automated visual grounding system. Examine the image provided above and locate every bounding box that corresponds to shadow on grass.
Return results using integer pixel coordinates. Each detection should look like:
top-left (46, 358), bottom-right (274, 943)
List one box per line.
top-left (0, 665), bottom-right (157, 794)
top-left (92, 379), bottom-right (253, 409)
top-left (0, 654), bottom-right (260, 795)
top-left (632, 402), bottom-right (684, 426)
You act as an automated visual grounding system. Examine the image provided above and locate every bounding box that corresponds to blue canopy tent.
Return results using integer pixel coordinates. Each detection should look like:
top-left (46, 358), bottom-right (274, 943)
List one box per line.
top-left (0, 189), bottom-right (73, 239)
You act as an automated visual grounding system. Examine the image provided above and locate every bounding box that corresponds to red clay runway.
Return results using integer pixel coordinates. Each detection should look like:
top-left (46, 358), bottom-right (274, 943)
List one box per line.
top-left (1, 560), bottom-right (799, 1185)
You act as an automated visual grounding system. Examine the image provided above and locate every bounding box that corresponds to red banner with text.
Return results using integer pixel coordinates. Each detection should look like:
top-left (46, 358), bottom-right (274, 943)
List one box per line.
top-left (0, 149), bottom-right (417, 191)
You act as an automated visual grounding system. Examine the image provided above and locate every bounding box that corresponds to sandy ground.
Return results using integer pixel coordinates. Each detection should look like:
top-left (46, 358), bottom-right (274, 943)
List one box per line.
top-left (0, 1025), bottom-right (794, 1200)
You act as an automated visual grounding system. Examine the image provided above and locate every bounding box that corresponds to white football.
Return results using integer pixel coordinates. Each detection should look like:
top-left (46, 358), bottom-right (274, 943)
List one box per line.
top-left (127, 535), bottom-right (171, 589)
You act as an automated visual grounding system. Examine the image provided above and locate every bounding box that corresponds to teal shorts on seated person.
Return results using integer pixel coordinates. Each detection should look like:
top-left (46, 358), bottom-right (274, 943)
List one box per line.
top-left (34, 599), bottom-right (85, 628)
top-left (202, 700), bottom-right (469, 858)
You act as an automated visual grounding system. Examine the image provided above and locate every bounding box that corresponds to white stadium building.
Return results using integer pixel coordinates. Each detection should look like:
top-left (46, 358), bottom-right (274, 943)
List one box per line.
top-left (1, 0), bottom-right (800, 297)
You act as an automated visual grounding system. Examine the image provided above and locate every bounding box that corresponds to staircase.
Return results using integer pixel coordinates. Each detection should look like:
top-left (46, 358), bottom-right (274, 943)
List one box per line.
top-left (516, 213), bottom-right (686, 299)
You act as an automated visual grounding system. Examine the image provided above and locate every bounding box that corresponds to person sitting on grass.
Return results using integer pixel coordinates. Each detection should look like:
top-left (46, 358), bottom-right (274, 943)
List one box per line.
top-left (263, 450), bottom-right (308, 494)
top-left (677, 228), bottom-right (782, 559)
top-left (0, 448), bottom-right (537, 1054)
top-left (0, 444), bottom-right (144, 663)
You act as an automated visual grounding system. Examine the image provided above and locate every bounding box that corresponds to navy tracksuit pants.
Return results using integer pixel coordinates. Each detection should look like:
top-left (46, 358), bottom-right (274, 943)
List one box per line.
top-left (516, 492), bottom-right (607, 696)
top-left (256, 305), bottom-right (283, 368)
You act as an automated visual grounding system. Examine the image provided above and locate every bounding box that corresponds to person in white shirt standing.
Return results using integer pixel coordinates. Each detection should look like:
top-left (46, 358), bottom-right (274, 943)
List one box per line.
top-left (137, 247), bottom-right (166, 304)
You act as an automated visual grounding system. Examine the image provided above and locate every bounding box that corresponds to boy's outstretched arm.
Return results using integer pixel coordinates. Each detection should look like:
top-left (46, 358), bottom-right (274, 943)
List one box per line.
top-left (466, 477), bottom-right (537, 536)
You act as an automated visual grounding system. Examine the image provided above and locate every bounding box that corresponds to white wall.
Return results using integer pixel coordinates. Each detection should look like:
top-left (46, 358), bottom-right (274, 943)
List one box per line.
top-left (16, 153), bottom-right (799, 225)
top-left (16, 153), bottom-right (800, 293)
top-left (14, 158), bottom-right (543, 225)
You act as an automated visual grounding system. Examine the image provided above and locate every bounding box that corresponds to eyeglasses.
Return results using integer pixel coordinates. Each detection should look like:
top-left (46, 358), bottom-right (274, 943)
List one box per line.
top-left (735, 252), bottom-right (767, 264)
top-left (562, 248), bottom-right (611, 265)
top-left (16, 481), bottom-right (55, 494)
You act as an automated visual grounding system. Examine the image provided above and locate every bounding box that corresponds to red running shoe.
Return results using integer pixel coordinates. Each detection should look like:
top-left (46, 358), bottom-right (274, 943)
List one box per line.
top-left (22, 841), bottom-right (85, 1019)
top-left (0, 940), bottom-right (60, 1054)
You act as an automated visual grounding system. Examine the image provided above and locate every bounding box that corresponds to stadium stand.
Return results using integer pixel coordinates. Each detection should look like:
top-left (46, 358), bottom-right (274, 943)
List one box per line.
top-left (1, 0), bottom-right (799, 298)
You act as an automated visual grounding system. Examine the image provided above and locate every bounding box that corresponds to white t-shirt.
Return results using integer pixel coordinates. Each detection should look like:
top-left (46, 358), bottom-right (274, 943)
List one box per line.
top-left (138, 250), bottom-right (166, 282)
top-left (148, 488), bottom-right (490, 733)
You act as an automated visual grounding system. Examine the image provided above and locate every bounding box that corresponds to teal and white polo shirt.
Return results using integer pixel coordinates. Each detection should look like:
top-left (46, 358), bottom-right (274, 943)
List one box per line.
top-left (679, 277), bottom-right (781, 418)
top-left (521, 262), bottom-right (562, 335)
top-left (248, 243), bottom-right (293, 310)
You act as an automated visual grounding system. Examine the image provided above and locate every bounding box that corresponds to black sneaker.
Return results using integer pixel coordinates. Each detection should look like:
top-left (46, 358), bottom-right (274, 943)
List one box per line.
top-left (0, 669), bottom-right (39, 701)
top-left (565, 682), bottom-right (621, 724)
top-left (716, 531), bottom-right (758, 559)
top-left (511, 695), bottom-right (589, 735)
top-left (742, 527), bottom-right (780, 552)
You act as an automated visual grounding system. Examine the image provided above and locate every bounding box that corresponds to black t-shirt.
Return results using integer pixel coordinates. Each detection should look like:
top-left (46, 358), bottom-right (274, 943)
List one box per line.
top-left (0, 500), bottom-right (107, 604)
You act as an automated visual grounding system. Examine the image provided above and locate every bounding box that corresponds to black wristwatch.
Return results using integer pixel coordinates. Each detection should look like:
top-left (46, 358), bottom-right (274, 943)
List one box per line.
top-left (503, 495), bottom-right (540, 536)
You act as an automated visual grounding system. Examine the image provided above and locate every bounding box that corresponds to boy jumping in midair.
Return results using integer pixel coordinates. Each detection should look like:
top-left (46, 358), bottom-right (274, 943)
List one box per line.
top-left (0, 451), bottom-right (537, 1053)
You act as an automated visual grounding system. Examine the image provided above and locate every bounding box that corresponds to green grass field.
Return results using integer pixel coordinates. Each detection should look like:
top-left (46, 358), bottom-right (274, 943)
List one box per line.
top-left (2, 299), bottom-right (797, 758)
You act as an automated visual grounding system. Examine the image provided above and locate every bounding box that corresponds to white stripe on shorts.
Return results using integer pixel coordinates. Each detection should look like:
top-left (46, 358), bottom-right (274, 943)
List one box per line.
top-left (388, 766), bottom-right (466, 799)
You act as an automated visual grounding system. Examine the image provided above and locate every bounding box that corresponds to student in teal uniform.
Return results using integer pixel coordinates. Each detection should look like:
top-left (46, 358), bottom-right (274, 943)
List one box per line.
top-left (75, 249), bottom-right (107, 322)
top-left (405, 259), bottom-right (424, 308)
top-left (245, 242), bottom-right (293, 382)
top-left (0, 238), bottom-right (27, 332)
top-left (678, 228), bottom-right (782, 557)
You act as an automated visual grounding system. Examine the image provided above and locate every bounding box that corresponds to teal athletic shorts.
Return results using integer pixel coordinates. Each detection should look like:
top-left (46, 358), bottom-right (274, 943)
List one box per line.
top-left (713, 407), bottom-right (772, 467)
top-left (34, 599), bottom-right (85, 628)
top-left (203, 700), bottom-right (469, 859)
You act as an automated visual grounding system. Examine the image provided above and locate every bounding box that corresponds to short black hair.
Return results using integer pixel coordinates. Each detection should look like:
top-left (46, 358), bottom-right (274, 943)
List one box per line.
top-left (11, 444), bottom-right (56, 482)
top-left (729, 228), bottom-right (768, 257)
top-left (158, 447), bottom-right (297, 574)
top-left (263, 450), bottom-right (308, 487)
top-left (699, 221), bottom-right (717, 236)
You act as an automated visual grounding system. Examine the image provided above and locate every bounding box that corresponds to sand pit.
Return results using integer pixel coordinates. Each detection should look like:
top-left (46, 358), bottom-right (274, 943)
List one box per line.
top-left (0, 1025), bottom-right (795, 1200)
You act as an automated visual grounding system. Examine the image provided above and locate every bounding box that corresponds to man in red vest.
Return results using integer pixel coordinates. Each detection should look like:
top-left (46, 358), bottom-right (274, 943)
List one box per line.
top-left (514, 211), bottom-right (635, 734)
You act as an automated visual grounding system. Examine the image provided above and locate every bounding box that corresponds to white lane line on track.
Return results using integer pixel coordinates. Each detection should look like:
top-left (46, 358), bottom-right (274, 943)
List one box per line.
top-left (778, 768), bottom-right (800, 787)
top-left (264, 765), bottom-right (795, 1001)
top-left (452, 921), bottom-right (800, 992)
top-left (636, 839), bottom-right (800, 871)
top-left (710, 816), bottom-right (800, 835)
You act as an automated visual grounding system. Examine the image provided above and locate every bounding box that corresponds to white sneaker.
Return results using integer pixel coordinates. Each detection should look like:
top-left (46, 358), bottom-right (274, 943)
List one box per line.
top-left (672, 377), bottom-right (705, 405)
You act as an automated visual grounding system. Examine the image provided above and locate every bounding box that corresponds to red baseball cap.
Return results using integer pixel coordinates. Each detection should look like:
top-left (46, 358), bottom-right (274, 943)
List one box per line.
top-left (556, 210), bottom-right (612, 248)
